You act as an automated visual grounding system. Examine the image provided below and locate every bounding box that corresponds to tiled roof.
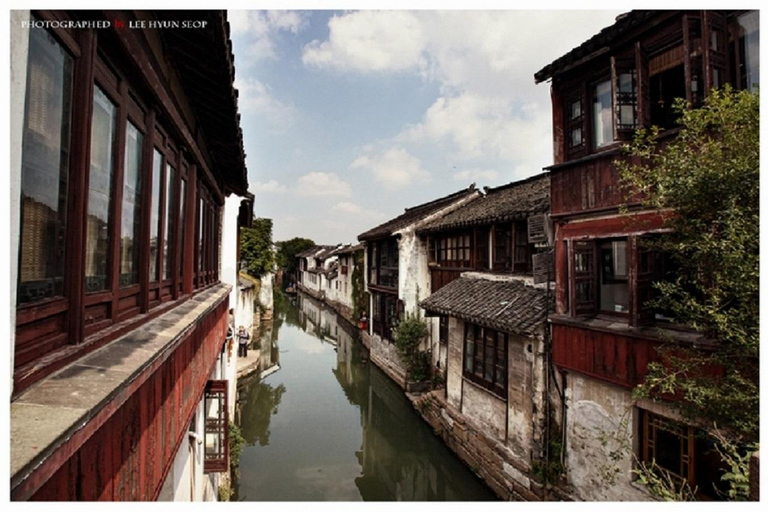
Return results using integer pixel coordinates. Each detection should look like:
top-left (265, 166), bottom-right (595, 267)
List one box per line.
top-left (534, 10), bottom-right (655, 83)
top-left (296, 245), bottom-right (335, 259)
top-left (332, 243), bottom-right (364, 256)
top-left (418, 173), bottom-right (549, 235)
top-left (421, 277), bottom-right (551, 338)
top-left (358, 185), bottom-right (478, 241)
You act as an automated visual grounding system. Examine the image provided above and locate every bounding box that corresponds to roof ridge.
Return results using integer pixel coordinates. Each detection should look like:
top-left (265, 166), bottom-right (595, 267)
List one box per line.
top-left (403, 183), bottom-right (476, 213)
top-left (482, 172), bottom-right (549, 194)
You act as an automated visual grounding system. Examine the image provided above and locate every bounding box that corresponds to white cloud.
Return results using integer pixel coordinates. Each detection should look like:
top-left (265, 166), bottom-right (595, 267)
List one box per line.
top-left (230, 10), bottom-right (308, 62)
top-left (302, 11), bottom-right (425, 72)
top-left (305, 10), bottom-right (622, 178)
top-left (401, 93), bottom-right (552, 175)
top-left (350, 147), bottom-right (430, 191)
top-left (295, 172), bottom-right (352, 197)
top-left (252, 179), bottom-right (288, 194)
top-left (332, 201), bottom-right (386, 220)
top-left (235, 77), bottom-right (297, 130)
top-left (452, 168), bottom-right (499, 183)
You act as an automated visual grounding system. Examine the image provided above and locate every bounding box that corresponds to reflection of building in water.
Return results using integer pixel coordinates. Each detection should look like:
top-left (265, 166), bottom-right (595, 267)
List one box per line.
top-left (323, 298), bottom-right (488, 501)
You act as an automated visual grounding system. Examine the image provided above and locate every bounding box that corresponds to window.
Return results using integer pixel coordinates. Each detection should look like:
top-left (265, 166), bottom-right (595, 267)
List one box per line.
top-left (650, 64), bottom-right (686, 129)
top-left (203, 380), bottom-right (229, 473)
top-left (599, 240), bottom-right (629, 314)
top-left (572, 240), bottom-right (597, 315)
top-left (463, 323), bottom-right (507, 397)
top-left (475, 227), bottom-right (490, 270)
top-left (437, 233), bottom-right (472, 268)
top-left (149, 149), bottom-right (163, 282)
top-left (439, 316), bottom-right (449, 345)
top-left (163, 163), bottom-right (177, 281)
top-left (18, 24), bottom-right (73, 304)
top-left (369, 238), bottom-right (398, 289)
top-left (565, 91), bottom-right (585, 152)
top-left (592, 79), bottom-right (614, 148)
top-left (372, 292), bottom-right (399, 341)
top-left (119, 121), bottom-right (143, 287)
top-left (615, 70), bottom-right (638, 131)
top-left (640, 410), bottom-right (727, 499)
top-left (85, 86), bottom-right (117, 293)
top-left (513, 221), bottom-right (530, 272)
top-left (493, 224), bottom-right (512, 271)
top-left (178, 178), bottom-right (187, 280)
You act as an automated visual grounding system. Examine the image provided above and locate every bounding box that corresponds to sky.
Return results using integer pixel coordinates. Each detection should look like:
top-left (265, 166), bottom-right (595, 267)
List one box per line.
top-left (228, 9), bottom-right (625, 245)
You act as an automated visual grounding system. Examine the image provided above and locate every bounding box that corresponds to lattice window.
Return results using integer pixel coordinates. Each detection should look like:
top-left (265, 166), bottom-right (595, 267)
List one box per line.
top-left (204, 380), bottom-right (229, 473)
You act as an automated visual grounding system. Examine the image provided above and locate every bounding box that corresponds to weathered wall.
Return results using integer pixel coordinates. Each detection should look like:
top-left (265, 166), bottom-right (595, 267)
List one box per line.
top-left (368, 332), bottom-right (407, 389)
top-left (462, 380), bottom-right (507, 442)
top-left (564, 373), bottom-right (649, 501)
top-left (412, 391), bottom-right (549, 501)
top-left (259, 272), bottom-right (274, 317)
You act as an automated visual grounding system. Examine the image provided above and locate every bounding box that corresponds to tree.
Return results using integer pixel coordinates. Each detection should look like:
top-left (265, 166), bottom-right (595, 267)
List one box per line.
top-left (275, 237), bottom-right (315, 281)
top-left (617, 86), bottom-right (759, 445)
top-left (240, 218), bottom-right (275, 278)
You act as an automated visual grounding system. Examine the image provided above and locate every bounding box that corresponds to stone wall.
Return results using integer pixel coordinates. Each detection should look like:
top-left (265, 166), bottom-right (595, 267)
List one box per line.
top-left (410, 391), bottom-right (551, 501)
top-left (368, 332), bottom-right (407, 389)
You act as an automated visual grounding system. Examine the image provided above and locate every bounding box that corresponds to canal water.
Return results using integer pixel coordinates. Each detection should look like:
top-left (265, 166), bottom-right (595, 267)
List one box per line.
top-left (233, 291), bottom-right (498, 501)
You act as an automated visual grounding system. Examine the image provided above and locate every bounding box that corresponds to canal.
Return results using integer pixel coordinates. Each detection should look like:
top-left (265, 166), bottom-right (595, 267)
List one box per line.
top-left (233, 291), bottom-right (498, 501)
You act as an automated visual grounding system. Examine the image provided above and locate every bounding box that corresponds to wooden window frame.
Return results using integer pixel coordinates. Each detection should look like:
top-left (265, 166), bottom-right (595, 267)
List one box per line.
top-left (439, 316), bottom-right (449, 346)
top-left (203, 379), bottom-right (229, 474)
top-left (564, 88), bottom-right (586, 157)
top-left (462, 323), bottom-right (507, 398)
top-left (13, 13), bottom-right (224, 394)
top-left (436, 232), bottom-right (473, 269)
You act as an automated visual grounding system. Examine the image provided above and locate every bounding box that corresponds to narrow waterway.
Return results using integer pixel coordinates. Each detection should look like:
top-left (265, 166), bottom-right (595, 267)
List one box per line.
top-left (233, 291), bottom-right (498, 501)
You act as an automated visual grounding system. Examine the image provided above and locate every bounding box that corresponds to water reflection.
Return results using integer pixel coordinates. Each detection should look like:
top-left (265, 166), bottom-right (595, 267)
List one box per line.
top-left (234, 291), bottom-right (497, 501)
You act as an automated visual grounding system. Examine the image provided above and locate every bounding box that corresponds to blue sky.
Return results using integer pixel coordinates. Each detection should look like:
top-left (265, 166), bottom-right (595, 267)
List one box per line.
top-left (229, 10), bottom-right (624, 244)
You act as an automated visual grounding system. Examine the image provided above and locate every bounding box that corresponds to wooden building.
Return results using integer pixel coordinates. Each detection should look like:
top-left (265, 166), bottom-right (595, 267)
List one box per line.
top-left (10, 10), bottom-right (250, 500)
top-left (534, 9), bottom-right (758, 500)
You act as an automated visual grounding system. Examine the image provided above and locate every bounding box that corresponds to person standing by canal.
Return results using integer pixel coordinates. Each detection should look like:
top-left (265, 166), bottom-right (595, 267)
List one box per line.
top-left (238, 325), bottom-right (250, 358)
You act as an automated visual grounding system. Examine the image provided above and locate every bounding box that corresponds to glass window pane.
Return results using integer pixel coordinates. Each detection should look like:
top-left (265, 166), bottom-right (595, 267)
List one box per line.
top-left (599, 240), bottom-right (629, 313)
top-left (163, 164), bottom-right (177, 280)
top-left (120, 122), bottom-right (143, 287)
top-left (149, 150), bottom-right (162, 282)
top-left (18, 25), bottom-right (73, 304)
top-left (179, 179), bottom-right (187, 279)
top-left (738, 12), bottom-right (760, 90)
top-left (592, 80), bottom-right (613, 148)
top-left (85, 86), bottom-right (117, 293)
top-left (570, 100), bottom-right (581, 120)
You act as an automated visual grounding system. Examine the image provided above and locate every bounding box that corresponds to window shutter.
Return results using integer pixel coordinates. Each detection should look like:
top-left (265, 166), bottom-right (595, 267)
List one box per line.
top-left (528, 214), bottom-right (550, 245)
top-left (572, 240), bottom-right (597, 316)
top-left (203, 380), bottom-right (229, 473)
top-left (533, 250), bottom-right (553, 284)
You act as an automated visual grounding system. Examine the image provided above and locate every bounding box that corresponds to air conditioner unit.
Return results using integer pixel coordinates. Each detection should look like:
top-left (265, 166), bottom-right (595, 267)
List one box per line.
top-left (528, 213), bottom-right (553, 246)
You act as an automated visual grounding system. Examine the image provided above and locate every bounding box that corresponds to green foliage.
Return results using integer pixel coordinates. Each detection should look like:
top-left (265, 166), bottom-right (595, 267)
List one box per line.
top-left (393, 313), bottom-right (431, 383)
top-left (532, 413), bottom-right (564, 484)
top-left (275, 237), bottom-right (315, 279)
top-left (712, 429), bottom-right (757, 501)
top-left (217, 481), bottom-right (233, 502)
top-left (617, 86), bottom-right (759, 443)
top-left (634, 461), bottom-right (697, 501)
top-left (228, 421), bottom-right (246, 478)
top-left (240, 218), bottom-right (275, 278)
top-left (351, 249), bottom-right (369, 321)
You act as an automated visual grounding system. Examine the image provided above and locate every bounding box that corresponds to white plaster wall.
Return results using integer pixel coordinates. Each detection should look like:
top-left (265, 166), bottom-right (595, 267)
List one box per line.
top-left (259, 271), bottom-right (274, 312)
top-left (565, 373), bottom-right (649, 501)
top-left (10, 10), bottom-right (31, 393)
top-left (462, 380), bottom-right (507, 442)
top-left (221, 195), bottom-right (243, 313)
top-left (445, 317), bottom-right (464, 410)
